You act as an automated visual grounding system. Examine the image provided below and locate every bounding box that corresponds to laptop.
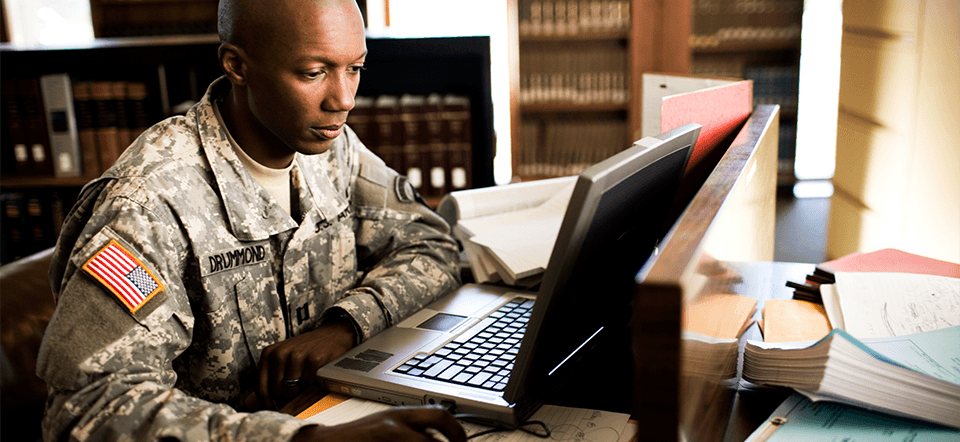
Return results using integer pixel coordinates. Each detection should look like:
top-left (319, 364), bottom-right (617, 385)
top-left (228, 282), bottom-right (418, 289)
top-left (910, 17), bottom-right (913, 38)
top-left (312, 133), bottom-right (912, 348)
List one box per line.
top-left (316, 123), bottom-right (701, 425)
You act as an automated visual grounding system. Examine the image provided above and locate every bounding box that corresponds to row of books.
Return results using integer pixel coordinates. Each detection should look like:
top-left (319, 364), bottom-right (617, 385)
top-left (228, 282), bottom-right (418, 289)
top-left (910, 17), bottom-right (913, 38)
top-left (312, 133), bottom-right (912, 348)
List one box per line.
top-left (348, 94), bottom-right (473, 199)
top-left (517, 119), bottom-right (628, 178)
top-left (744, 66), bottom-right (799, 114)
top-left (694, 0), bottom-right (803, 16)
top-left (0, 191), bottom-right (74, 265)
top-left (518, 0), bottom-right (630, 37)
top-left (519, 46), bottom-right (628, 105)
top-left (1, 75), bottom-right (152, 179)
top-left (689, 25), bottom-right (802, 49)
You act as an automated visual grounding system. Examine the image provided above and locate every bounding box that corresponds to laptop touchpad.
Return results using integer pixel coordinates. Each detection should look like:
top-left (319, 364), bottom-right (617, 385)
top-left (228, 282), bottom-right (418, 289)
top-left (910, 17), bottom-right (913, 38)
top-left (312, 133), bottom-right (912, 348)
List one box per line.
top-left (418, 313), bottom-right (468, 332)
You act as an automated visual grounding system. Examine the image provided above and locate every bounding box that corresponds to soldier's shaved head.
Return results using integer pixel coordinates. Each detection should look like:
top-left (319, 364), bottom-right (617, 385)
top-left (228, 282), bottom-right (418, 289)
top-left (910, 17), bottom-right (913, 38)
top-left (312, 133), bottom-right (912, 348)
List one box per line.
top-left (218, 0), bottom-right (362, 59)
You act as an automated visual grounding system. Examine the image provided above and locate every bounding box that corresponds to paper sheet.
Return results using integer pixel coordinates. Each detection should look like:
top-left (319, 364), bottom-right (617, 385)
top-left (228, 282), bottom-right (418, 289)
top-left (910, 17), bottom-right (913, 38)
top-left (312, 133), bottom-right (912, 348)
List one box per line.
top-left (832, 272), bottom-right (960, 339)
top-left (305, 397), bottom-right (633, 442)
top-left (745, 393), bottom-right (960, 442)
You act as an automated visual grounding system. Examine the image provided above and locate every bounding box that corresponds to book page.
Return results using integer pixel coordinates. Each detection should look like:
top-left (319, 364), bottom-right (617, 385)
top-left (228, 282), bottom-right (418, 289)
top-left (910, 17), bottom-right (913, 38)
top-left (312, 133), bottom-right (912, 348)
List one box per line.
top-left (438, 176), bottom-right (576, 224)
top-left (459, 183), bottom-right (574, 280)
top-left (834, 272), bottom-right (960, 339)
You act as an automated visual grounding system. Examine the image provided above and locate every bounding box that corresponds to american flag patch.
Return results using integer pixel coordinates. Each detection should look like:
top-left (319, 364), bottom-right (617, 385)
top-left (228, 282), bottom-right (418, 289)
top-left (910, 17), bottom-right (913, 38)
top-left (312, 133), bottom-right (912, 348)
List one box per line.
top-left (83, 240), bottom-right (164, 313)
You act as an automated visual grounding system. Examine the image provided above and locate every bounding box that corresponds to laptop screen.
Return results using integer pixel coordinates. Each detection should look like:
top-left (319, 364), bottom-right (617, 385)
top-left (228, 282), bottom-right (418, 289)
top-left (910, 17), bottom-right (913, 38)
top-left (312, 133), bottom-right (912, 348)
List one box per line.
top-left (504, 123), bottom-right (701, 403)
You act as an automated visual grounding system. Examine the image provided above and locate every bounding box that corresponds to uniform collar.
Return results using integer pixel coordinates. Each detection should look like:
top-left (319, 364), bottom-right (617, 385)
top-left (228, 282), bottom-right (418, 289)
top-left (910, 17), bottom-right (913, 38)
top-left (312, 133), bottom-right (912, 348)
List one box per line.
top-left (191, 77), bottom-right (347, 241)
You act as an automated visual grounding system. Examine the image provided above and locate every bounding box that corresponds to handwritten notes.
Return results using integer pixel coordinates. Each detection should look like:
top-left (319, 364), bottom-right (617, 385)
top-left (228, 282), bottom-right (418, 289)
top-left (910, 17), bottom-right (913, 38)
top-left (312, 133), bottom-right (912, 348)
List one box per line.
top-left (304, 397), bottom-right (633, 442)
top-left (831, 272), bottom-right (960, 339)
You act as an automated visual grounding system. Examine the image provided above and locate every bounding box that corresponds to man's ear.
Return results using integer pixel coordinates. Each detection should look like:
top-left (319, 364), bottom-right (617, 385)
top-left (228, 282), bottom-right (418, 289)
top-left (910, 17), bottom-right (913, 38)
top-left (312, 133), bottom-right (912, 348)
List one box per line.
top-left (219, 43), bottom-right (247, 85)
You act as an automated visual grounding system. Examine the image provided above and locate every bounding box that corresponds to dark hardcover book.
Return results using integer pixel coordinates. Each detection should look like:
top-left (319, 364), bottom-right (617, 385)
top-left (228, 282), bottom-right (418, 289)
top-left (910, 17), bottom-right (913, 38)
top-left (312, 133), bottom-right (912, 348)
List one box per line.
top-left (19, 78), bottom-right (56, 176)
top-left (126, 82), bottom-right (151, 145)
top-left (399, 94), bottom-right (427, 195)
top-left (112, 81), bottom-right (132, 149)
top-left (2, 78), bottom-right (32, 176)
top-left (24, 192), bottom-right (56, 252)
top-left (425, 94), bottom-right (449, 197)
top-left (373, 95), bottom-right (404, 174)
top-left (90, 81), bottom-right (122, 171)
top-left (347, 95), bottom-right (376, 149)
top-left (443, 94), bottom-right (473, 191)
top-left (72, 81), bottom-right (102, 177)
top-left (1, 193), bottom-right (29, 263)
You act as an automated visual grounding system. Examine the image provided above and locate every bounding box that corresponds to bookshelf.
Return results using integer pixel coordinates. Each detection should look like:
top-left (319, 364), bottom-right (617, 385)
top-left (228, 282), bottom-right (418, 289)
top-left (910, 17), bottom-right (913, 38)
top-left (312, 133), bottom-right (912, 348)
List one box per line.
top-left (508, 0), bottom-right (692, 182)
top-left (689, 0), bottom-right (803, 184)
top-left (0, 34), bottom-right (495, 263)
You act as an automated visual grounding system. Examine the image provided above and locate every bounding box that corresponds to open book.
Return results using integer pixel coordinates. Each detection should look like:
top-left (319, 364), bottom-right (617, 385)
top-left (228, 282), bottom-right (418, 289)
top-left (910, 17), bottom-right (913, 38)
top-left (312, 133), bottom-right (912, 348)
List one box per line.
top-left (742, 325), bottom-right (960, 428)
top-left (437, 177), bottom-right (576, 286)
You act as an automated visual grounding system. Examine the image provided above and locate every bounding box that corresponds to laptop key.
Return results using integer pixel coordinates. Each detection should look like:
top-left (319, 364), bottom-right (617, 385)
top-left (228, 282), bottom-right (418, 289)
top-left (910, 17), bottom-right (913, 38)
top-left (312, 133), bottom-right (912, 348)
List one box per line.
top-left (423, 359), bottom-right (454, 377)
top-left (467, 372), bottom-right (492, 386)
top-left (453, 372), bottom-right (473, 383)
top-left (438, 364), bottom-right (464, 380)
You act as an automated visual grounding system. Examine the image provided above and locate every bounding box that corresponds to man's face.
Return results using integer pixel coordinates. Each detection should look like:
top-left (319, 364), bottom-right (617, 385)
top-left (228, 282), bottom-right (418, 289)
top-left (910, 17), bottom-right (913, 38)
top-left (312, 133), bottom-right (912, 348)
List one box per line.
top-left (242, 3), bottom-right (366, 156)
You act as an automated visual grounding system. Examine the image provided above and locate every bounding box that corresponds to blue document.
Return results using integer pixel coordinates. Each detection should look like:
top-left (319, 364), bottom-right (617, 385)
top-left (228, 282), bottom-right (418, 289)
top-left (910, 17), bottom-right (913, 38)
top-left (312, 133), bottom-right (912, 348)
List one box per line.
top-left (745, 393), bottom-right (960, 442)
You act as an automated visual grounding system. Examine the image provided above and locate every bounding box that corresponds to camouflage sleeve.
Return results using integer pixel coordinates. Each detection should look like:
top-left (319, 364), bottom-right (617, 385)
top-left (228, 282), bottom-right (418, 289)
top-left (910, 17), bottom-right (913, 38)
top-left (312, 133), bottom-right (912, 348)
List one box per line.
top-left (37, 184), bottom-right (312, 442)
top-left (333, 142), bottom-right (462, 342)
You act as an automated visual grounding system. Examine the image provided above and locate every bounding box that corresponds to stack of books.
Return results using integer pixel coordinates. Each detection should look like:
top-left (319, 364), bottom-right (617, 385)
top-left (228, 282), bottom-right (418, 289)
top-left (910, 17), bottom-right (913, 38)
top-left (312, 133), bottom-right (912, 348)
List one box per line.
top-left (743, 249), bottom-right (960, 429)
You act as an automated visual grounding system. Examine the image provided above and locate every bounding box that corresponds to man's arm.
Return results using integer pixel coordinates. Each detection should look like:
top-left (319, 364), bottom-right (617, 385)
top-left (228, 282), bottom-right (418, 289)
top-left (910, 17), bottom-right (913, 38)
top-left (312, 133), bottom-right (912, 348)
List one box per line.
top-left (335, 143), bottom-right (463, 342)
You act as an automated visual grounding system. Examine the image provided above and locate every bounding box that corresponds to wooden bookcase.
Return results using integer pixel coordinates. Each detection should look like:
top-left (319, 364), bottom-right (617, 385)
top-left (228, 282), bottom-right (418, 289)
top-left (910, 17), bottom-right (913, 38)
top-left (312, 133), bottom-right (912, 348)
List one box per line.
top-left (508, 0), bottom-right (692, 182)
top-left (0, 34), bottom-right (494, 263)
top-left (689, 0), bottom-right (803, 184)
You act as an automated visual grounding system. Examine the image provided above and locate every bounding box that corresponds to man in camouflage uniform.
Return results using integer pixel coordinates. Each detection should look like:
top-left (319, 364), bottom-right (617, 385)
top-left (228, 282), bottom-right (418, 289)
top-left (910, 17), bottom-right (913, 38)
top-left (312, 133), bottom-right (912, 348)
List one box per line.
top-left (36, 0), bottom-right (467, 441)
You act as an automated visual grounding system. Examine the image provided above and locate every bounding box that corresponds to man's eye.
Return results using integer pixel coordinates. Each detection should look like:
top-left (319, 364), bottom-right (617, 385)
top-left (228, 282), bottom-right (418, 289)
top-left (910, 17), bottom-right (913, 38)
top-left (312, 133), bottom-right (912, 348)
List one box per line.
top-left (350, 65), bottom-right (366, 74)
top-left (303, 71), bottom-right (323, 79)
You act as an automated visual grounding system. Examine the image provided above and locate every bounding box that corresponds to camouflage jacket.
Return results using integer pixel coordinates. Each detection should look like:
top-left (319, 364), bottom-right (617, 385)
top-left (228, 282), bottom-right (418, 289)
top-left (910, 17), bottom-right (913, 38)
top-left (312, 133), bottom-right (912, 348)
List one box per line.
top-left (36, 78), bottom-right (461, 441)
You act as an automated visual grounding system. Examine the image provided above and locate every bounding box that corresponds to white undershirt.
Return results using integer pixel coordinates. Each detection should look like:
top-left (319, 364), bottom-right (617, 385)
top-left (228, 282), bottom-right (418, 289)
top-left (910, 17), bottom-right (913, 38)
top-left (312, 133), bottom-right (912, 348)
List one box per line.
top-left (213, 100), bottom-right (294, 217)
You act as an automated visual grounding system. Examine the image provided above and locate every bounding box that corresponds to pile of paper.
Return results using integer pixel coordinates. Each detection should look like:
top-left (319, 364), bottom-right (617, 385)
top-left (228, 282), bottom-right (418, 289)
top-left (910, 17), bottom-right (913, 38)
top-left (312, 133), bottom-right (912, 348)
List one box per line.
top-left (437, 177), bottom-right (576, 287)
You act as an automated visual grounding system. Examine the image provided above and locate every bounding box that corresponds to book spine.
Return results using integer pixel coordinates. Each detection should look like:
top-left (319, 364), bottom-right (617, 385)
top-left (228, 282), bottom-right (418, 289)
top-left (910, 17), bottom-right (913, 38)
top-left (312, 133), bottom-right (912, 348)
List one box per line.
top-left (1, 193), bottom-right (29, 263)
top-left (40, 74), bottom-right (83, 177)
top-left (2, 78), bottom-right (32, 176)
top-left (347, 95), bottom-right (376, 150)
top-left (373, 95), bottom-right (404, 174)
top-left (90, 81), bottom-right (122, 172)
top-left (399, 94), bottom-right (426, 195)
top-left (20, 78), bottom-right (55, 176)
top-left (125, 82), bottom-right (151, 146)
top-left (425, 94), bottom-right (449, 197)
top-left (72, 82), bottom-right (102, 178)
top-left (442, 95), bottom-right (472, 191)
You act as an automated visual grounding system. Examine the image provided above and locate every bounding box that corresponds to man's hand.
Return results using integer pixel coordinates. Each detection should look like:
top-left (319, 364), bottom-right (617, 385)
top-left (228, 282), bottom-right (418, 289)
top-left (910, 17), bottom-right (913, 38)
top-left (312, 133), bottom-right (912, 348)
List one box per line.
top-left (291, 406), bottom-right (467, 442)
top-left (258, 316), bottom-right (357, 408)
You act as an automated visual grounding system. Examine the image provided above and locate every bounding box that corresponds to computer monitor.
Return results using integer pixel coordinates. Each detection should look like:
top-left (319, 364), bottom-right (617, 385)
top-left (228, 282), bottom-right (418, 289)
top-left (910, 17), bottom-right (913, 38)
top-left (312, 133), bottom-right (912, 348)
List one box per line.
top-left (505, 123), bottom-right (702, 407)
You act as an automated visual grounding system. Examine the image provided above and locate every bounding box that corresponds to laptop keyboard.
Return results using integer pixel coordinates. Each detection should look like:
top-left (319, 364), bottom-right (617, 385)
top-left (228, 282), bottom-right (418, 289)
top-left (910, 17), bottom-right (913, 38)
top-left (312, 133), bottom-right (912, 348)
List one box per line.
top-left (392, 297), bottom-right (534, 392)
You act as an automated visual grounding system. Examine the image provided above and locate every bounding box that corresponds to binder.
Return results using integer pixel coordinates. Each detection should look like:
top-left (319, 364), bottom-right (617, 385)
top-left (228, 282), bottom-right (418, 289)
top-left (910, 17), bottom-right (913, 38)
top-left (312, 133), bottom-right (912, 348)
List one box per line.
top-left (40, 74), bottom-right (82, 177)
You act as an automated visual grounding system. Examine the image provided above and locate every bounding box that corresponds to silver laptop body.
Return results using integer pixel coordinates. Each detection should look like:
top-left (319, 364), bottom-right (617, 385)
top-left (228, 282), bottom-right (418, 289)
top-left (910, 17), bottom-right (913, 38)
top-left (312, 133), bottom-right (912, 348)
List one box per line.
top-left (316, 124), bottom-right (701, 425)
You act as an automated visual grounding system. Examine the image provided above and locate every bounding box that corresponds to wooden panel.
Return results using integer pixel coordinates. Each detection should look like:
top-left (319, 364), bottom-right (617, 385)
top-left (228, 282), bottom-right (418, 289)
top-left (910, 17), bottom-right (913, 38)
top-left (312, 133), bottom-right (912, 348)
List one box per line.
top-left (901, 0), bottom-right (960, 263)
top-left (838, 33), bottom-right (916, 130)
top-left (843, 0), bottom-right (920, 36)
top-left (827, 190), bottom-right (901, 260)
top-left (632, 105), bottom-right (780, 441)
top-left (832, 113), bottom-right (908, 214)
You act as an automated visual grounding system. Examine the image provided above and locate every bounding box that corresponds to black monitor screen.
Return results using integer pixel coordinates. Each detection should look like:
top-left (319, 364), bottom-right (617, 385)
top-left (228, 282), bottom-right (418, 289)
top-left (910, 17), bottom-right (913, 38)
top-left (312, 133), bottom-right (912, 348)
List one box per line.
top-left (505, 123), bottom-right (701, 405)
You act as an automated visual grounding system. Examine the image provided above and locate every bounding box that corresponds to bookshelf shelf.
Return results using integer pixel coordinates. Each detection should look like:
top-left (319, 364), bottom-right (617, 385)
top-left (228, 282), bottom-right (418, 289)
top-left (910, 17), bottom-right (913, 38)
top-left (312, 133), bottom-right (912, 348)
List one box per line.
top-left (0, 176), bottom-right (91, 189)
top-left (519, 30), bottom-right (629, 42)
top-left (520, 102), bottom-right (629, 113)
top-left (691, 39), bottom-right (801, 54)
top-left (509, 0), bottom-right (691, 181)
